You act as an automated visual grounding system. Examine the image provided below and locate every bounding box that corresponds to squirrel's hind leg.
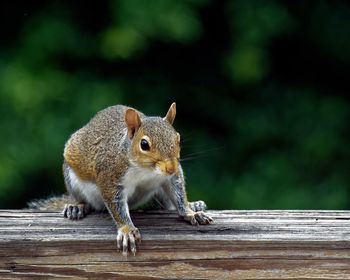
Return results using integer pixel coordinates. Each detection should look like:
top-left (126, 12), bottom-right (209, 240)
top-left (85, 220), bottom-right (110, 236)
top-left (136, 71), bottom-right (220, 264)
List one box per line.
top-left (62, 161), bottom-right (97, 219)
top-left (62, 161), bottom-right (105, 219)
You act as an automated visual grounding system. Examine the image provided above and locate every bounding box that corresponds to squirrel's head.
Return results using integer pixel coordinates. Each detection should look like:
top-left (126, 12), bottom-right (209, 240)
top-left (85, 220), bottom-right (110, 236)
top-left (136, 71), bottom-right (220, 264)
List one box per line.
top-left (125, 102), bottom-right (180, 176)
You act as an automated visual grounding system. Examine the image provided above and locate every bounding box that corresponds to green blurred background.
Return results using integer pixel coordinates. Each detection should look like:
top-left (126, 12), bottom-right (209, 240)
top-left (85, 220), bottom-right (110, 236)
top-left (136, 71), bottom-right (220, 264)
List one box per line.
top-left (0, 0), bottom-right (349, 209)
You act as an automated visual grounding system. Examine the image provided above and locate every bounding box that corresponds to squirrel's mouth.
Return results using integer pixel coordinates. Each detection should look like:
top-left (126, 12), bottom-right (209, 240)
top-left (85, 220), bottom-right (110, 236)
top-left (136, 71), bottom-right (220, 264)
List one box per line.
top-left (131, 158), bottom-right (178, 177)
top-left (156, 160), bottom-right (178, 176)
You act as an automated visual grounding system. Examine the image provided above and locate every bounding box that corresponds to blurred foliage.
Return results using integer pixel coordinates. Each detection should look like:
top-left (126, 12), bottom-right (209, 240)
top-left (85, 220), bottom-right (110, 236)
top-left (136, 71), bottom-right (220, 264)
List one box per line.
top-left (0, 0), bottom-right (349, 209)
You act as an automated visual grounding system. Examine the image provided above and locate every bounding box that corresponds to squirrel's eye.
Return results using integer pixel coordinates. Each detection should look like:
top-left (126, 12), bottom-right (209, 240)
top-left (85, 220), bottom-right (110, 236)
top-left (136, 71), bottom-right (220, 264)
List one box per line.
top-left (140, 139), bottom-right (150, 151)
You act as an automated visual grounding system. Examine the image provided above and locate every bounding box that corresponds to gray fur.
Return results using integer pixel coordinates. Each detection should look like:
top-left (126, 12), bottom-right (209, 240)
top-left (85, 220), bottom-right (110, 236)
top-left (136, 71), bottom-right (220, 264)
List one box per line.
top-left (114, 185), bottom-right (133, 227)
top-left (189, 200), bottom-right (207, 212)
top-left (163, 165), bottom-right (188, 216)
top-left (141, 117), bottom-right (178, 158)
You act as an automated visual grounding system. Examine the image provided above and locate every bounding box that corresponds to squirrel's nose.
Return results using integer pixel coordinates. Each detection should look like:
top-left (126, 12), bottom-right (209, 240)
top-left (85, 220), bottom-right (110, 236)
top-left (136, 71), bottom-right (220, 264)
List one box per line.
top-left (166, 165), bottom-right (175, 175)
top-left (165, 161), bottom-right (176, 175)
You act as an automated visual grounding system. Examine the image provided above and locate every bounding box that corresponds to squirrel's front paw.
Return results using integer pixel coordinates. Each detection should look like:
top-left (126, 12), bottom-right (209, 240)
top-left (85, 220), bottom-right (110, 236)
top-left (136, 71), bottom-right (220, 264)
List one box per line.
top-left (183, 210), bottom-right (214, 225)
top-left (117, 225), bottom-right (141, 256)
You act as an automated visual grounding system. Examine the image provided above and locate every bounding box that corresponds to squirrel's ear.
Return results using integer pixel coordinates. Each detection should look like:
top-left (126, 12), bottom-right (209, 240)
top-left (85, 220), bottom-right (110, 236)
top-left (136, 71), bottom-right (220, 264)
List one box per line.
top-left (125, 108), bottom-right (141, 139)
top-left (164, 102), bottom-right (176, 125)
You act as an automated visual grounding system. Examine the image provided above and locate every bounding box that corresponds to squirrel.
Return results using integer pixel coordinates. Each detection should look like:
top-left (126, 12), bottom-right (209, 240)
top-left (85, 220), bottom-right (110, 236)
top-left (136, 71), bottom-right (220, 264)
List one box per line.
top-left (48, 102), bottom-right (213, 255)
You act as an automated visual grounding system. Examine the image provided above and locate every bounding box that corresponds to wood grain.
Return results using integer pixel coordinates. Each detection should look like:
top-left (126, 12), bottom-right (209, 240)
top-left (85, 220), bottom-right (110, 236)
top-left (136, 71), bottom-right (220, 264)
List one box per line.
top-left (0, 210), bottom-right (350, 279)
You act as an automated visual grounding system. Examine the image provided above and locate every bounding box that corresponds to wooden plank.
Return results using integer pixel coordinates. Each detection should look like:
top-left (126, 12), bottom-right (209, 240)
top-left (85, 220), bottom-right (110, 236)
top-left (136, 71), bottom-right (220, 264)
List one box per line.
top-left (0, 210), bottom-right (350, 279)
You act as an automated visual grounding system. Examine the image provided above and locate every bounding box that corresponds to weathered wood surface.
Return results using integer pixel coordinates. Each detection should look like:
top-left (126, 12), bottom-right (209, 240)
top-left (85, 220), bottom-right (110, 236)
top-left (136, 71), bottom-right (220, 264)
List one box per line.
top-left (0, 210), bottom-right (350, 279)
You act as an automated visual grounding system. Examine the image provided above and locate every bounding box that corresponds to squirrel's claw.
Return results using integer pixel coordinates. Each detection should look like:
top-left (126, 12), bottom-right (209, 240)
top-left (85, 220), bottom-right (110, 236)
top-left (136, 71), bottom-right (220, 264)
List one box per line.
top-left (183, 211), bottom-right (214, 225)
top-left (117, 225), bottom-right (141, 256)
top-left (62, 203), bottom-right (86, 220)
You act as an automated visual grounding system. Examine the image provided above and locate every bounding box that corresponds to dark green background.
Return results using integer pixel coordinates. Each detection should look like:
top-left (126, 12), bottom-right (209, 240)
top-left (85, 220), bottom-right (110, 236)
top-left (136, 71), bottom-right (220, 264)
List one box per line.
top-left (1, 0), bottom-right (349, 209)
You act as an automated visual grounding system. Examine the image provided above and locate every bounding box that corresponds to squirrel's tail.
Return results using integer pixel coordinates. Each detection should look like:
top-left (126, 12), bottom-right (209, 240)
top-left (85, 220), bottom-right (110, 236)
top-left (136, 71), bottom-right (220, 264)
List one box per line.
top-left (27, 194), bottom-right (74, 211)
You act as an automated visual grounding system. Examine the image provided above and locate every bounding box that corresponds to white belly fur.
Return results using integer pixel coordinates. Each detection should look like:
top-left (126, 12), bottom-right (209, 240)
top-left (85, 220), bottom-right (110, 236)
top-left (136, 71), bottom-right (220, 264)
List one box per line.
top-left (121, 166), bottom-right (168, 209)
top-left (68, 165), bottom-right (168, 211)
